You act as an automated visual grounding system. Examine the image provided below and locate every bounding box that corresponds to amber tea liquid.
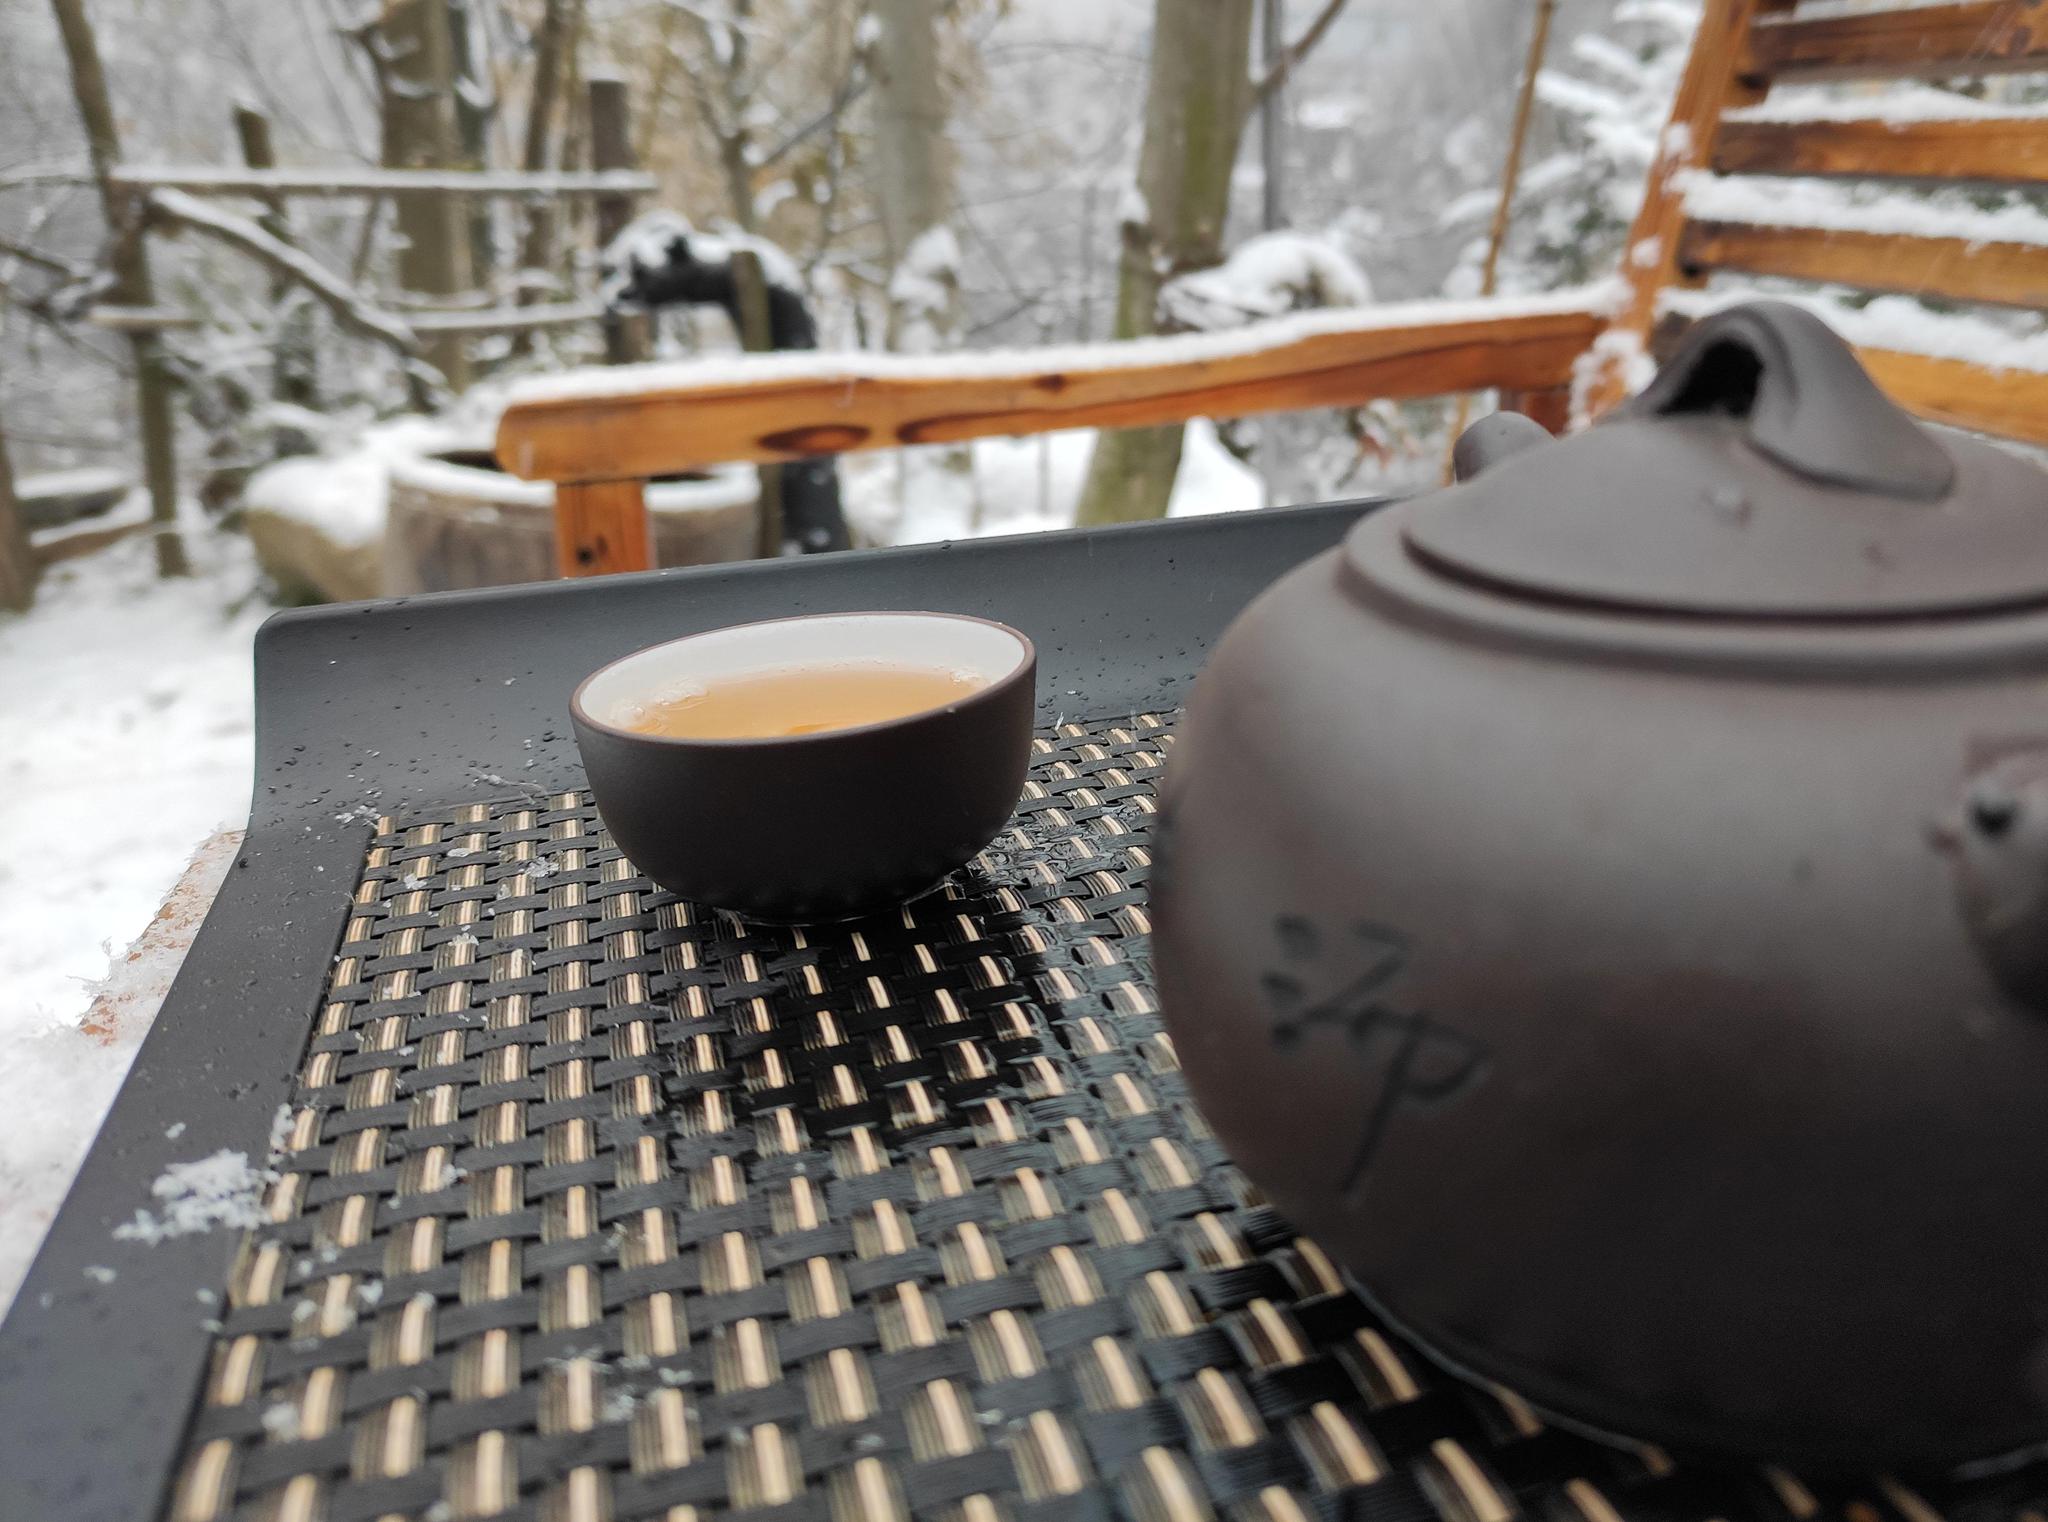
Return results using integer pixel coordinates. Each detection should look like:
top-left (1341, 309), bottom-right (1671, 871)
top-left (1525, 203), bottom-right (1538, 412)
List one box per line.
top-left (628, 663), bottom-right (986, 739)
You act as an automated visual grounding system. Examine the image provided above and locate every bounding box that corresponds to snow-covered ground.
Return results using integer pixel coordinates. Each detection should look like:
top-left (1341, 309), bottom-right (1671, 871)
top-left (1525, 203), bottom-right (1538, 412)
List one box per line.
top-left (0, 515), bottom-right (268, 1310)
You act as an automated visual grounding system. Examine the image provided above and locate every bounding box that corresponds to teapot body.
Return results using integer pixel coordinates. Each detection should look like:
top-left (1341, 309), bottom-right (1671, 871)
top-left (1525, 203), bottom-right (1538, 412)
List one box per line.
top-left (1154, 512), bottom-right (2048, 1466)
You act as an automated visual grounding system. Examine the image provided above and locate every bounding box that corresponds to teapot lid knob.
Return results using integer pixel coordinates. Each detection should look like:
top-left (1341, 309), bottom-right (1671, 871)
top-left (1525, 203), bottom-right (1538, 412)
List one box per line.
top-left (1623, 300), bottom-right (1954, 500)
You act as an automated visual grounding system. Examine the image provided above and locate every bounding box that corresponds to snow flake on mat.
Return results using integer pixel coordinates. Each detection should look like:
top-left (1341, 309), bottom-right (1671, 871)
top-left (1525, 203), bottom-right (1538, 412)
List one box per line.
top-left (110, 1149), bottom-right (276, 1245)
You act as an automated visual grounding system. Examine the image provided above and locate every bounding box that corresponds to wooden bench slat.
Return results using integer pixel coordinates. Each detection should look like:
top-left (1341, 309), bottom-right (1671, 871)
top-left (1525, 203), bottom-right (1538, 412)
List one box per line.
top-left (495, 302), bottom-right (1605, 484)
top-left (1859, 346), bottom-right (2048, 448)
top-left (1745, 3), bottom-right (2048, 84)
top-left (1714, 117), bottom-right (2048, 184)
top-left (1678, 220), bottom-right (2048, 309)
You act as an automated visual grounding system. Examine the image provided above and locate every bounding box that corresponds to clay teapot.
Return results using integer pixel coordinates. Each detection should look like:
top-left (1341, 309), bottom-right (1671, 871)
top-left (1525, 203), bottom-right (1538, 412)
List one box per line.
top-left (1153, 301), bottom-right (2048, 1468)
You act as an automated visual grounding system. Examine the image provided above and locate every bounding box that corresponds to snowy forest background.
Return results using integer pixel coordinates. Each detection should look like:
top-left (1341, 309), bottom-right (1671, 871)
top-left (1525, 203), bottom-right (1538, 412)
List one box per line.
top-left (4, 0), bottom-right (2048, 1306)
top-left (0, 0), bottom-right (1670, 533)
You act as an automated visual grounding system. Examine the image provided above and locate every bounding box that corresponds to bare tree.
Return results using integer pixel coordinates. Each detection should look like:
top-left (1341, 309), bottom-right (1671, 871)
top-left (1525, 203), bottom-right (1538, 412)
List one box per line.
top-left (47, 0), bottom-right (189, 575)
top-left (0, 410), bottom-right (34, 614)
top-left (1073, 0), bottom-right (1255, 527)
top-left (514, 0), bottom-right (582, 294)
top-left (447, 0), bottom-right (498, 279)
top-left (872, 0), bottom-right (956, 347)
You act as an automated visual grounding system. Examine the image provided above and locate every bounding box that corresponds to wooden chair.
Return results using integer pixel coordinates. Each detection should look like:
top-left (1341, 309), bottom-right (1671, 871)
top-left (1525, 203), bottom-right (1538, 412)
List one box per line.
top-left (495, 0), bottom-right (2048, 578)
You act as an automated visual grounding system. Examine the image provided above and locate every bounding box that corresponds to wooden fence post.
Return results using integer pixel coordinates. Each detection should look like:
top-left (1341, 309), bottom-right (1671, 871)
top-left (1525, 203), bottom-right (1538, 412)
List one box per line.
top-left (49, 0), bottom-right (188, 577)
top-left (588, 75), bottom-right (648, 365)
top-left (0, 416), bottom-right (36, 613)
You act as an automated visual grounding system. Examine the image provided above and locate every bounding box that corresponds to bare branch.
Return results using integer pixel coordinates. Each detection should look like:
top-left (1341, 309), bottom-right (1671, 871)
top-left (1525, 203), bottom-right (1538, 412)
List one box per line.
top-left (1250, 0), bottom-right (1353, 107)
top-left (0, 164), bottom-right (94, 191)
top-left (752, 53), bottom-right (872, 171)
top-left (144, 187), bottom-right (422, 354)
top-left (0, 235), bottom-right (86, 281)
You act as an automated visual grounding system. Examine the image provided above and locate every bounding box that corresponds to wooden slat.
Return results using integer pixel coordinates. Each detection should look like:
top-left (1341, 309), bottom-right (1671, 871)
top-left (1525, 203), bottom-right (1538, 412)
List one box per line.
top-left (495, 301), bottom-right (1604, 484)
top-left (1859, 346), bottom-right (2048, 448)
top-left (1582, 0), bottom-right (1785, 415)
top-left (1714, 117), bottom-right (2048, 184)
top-left (1499, 384), bottom-right (1572, 435)
top-left (553, 480), bottom-right (652, 577)
top-left (1679, 220), bottom-right (2048, 309)
top-left (1745, 3), bottom-right (2048, 85)
top-left (405, 302), bottom-right (602, 334)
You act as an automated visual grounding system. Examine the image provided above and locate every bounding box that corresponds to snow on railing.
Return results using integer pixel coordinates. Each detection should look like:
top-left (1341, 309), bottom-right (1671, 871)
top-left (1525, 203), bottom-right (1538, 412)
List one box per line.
top-left (502, 286), bottom-right (1619, 409)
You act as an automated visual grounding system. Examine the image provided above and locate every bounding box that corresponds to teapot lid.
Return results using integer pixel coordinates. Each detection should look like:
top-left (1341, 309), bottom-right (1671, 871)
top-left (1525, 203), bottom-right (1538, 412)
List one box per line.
top-left (1404, 302), bottom-right (2048, 621)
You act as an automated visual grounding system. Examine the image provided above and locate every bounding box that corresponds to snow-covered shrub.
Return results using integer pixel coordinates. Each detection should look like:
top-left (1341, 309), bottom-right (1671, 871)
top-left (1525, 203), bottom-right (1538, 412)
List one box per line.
top-left (1441, 0), bottom-right (1699, 298)
top-left (1159, 230), bottom-right (1371, 331)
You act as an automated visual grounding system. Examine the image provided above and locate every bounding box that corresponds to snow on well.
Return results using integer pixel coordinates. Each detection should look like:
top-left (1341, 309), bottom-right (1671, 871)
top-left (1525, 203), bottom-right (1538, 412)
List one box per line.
top-left (504, 288), bottom-right (1608, 406)
top-left (1680, 172), bottom-right (2048, 247)
top-left (0, 519), bottom-right (267, 1311)
top-left (243, 413), bottom-right (461, 550)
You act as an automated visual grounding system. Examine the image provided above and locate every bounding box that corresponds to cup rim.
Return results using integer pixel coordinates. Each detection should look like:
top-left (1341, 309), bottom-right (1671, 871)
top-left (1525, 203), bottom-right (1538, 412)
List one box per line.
top-left (569, 609), bottom-right (1037, 749)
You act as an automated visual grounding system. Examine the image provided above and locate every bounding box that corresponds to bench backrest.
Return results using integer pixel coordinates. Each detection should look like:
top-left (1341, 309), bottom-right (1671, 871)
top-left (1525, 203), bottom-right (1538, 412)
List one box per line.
top-left (1593, 0), bottom-right (2048, 445)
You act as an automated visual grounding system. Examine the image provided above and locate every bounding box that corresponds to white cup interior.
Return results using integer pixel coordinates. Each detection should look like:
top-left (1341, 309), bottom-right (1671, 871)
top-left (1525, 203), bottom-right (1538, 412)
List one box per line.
top-left (579, 612), bottom-right (1030, 732)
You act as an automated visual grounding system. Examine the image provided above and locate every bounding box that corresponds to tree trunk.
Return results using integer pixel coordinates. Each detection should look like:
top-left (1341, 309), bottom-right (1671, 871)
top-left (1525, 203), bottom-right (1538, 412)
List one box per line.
top-left (1259, 0), bottom-right (1284, 232)
top-left (48, 0), bottom-right (189, 575)
top-left (1074, 0), bottom-right (1254, 527)
top-left (872, 0), bottom-right (957, 350)
top-left (705, 0), bottom-right (759, 233)
top-left (514, 0), bottom-right (579, 299)
top-left (379, 0), bottom-right (473, 390)
top-left (447, 0), bottom-right (497, 282)
top-left (0, 415), bottom-right (35, 614)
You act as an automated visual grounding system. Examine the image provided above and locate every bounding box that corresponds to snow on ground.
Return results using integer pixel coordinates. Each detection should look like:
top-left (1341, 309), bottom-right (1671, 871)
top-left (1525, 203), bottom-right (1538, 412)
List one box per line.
top-left (0, 515), bottom-right (269, 1311)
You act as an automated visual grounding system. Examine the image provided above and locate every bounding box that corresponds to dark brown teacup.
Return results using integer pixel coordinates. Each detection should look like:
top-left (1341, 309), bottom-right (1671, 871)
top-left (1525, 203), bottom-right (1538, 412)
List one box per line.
top-left (571, 611), bottom-right (1036, 921)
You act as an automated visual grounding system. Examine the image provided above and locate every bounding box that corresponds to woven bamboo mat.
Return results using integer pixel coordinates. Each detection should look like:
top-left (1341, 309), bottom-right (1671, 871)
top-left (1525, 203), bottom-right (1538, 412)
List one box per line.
top-left (162, 714), bottom-right (2046, 1522)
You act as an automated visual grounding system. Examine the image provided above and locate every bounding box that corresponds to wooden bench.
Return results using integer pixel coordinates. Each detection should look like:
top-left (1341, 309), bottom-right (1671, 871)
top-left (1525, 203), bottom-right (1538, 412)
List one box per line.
top-left (495, 0), bottom-right (2048, 578)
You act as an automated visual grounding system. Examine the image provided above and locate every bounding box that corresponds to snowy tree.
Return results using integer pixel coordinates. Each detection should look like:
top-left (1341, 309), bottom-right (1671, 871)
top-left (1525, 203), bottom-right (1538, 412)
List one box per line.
top-left (1438, 0), bottom-right (1696, 300)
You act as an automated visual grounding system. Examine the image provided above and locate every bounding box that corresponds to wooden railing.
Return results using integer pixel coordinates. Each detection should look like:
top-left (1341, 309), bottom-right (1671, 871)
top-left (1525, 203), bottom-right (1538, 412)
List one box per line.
top-left (495, 295), bottom-right (1604, 574)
